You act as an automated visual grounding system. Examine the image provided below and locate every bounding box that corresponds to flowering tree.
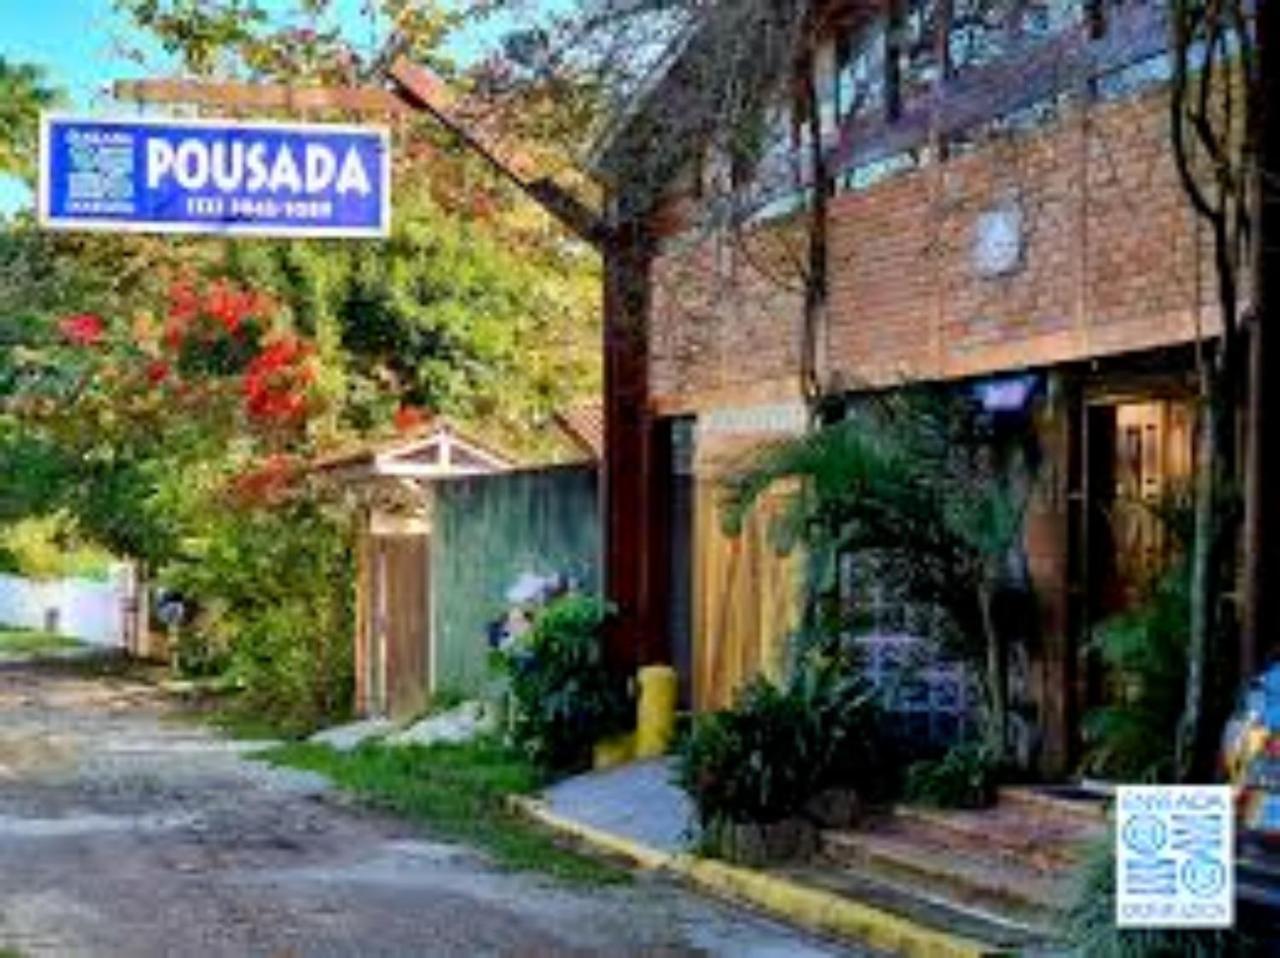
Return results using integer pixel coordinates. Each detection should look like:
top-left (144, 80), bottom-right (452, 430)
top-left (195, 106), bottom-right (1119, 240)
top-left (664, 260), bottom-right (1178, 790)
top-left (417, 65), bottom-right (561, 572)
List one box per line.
top-left (7, 276), bottom-right (321, 562)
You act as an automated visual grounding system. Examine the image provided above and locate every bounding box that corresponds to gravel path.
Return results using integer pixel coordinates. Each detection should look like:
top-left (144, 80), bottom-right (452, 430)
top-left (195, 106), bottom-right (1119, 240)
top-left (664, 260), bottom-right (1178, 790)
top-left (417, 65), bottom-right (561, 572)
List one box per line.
top-left (0, 661), bottom-right (859, 958)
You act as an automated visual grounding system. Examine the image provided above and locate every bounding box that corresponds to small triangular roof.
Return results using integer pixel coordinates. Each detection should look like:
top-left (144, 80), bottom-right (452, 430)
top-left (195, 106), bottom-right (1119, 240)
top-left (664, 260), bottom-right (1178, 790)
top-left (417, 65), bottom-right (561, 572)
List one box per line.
top-left (314, 420), bottom-right (515, 481)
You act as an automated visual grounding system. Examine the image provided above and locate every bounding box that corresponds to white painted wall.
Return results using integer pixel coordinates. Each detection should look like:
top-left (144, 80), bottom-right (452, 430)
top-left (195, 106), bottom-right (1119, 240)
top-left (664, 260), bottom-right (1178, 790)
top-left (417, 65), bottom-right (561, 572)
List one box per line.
top-left (0, 569), bottom-right (126, 647)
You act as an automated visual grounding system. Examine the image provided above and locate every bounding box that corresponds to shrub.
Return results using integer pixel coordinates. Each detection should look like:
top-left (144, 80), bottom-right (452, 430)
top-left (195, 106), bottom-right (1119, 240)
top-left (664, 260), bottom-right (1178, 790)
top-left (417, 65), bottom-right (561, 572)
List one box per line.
top-left (494, 594), bottom-right (630, 772)
top-left (1082, 564), bottom-right (1190, 783)
top-left (167, 494), bottom-right (354, 736)
top-left (674, 656), bottom-right (882, 831)
top-left (904, 741), bottom-right (999, 809)
top-left (1065, 836), bottom-right (1250, 957)
top-left (719, 388), bottom-right (1040, 766)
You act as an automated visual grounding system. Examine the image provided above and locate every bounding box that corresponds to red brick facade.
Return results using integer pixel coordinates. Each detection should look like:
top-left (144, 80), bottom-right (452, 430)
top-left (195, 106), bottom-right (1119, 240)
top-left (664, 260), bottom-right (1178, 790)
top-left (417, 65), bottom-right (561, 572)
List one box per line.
top-left (648, 85), bottom-right (1218, 416)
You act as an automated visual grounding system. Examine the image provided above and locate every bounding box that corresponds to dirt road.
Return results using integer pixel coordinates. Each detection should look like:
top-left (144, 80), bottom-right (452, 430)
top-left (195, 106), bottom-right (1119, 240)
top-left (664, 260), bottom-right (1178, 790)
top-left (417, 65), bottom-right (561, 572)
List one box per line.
top-left (0, 661), bottom-right (854, 958)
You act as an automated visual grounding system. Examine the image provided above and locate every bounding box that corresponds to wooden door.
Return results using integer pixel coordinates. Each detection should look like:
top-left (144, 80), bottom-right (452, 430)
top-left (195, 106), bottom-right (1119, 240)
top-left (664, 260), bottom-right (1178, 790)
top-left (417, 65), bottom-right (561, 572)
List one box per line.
top-left (1109, 401), bottom-right (1194, 609)
top-left (369, 534), bottom-right (430, 720)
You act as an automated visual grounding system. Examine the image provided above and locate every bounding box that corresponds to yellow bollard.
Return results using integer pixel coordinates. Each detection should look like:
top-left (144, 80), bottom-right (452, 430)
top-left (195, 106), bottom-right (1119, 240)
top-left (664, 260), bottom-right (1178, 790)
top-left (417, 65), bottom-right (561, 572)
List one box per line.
top-left (635, 665), bottom-right (678, 759)
top-left (592, 732), bottom-right (636, 770)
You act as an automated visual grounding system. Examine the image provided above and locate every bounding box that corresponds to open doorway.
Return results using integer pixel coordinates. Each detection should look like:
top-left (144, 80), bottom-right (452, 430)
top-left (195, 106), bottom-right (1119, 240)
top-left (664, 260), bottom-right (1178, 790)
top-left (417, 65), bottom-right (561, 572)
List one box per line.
top-left (1079, 396), bottom-right (1196, 717)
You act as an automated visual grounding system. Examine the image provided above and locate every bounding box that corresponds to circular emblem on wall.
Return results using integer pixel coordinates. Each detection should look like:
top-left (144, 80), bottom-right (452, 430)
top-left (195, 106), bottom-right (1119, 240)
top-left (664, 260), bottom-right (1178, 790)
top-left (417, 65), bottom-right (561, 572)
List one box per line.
top-left (972, 199), bottom-right (1025, 278)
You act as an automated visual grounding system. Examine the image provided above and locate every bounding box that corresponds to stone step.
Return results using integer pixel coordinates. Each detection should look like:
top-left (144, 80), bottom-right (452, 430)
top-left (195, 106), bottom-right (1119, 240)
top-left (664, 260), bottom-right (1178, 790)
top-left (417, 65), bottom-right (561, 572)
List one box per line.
top-left (891, 802), bottom-right (1105, 873)
top-left (996, 785), bottom-right (1110, 826)
top-left (780, 861), bottom-right (1065, 955)
top-left (821, 824), bottom-right (1075, 931)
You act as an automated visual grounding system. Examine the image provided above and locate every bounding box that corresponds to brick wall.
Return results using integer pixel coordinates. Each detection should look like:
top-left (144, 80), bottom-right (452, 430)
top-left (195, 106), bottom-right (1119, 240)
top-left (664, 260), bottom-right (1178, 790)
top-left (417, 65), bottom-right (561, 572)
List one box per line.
top-left (650, 225), bottom-right (805, 410)
top-left (648, 85), bottom-right (1220, 415)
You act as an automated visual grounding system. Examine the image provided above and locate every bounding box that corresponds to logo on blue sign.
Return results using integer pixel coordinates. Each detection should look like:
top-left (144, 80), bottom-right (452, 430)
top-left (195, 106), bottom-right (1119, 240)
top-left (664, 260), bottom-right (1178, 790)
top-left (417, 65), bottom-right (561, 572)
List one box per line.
top-left (39, 115), bottom-right (390, 238)
top-left (1115, 785), bottom-right (1235, 929)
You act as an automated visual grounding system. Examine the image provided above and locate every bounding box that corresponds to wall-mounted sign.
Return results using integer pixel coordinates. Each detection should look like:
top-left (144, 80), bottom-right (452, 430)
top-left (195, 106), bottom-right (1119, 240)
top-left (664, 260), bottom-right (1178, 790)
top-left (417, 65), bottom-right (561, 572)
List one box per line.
top-left (39, 115), bottom-right (390, 238)
top-left (972, 199), bottom-right (1024, 278)
top-left (697, 402), bottom-right (808, 439)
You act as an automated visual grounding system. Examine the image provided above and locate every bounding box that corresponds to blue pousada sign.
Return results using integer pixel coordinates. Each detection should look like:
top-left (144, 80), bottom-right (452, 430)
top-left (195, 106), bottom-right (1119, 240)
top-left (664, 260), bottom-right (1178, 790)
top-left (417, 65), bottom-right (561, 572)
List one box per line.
top-left (38, 114), bottom-right (390, 238)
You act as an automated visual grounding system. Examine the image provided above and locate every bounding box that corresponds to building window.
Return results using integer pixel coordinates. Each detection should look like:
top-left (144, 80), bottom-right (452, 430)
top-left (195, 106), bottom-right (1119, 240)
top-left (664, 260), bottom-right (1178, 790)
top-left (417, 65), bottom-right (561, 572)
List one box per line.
top-left (835, 17), bottom-right (887, 126)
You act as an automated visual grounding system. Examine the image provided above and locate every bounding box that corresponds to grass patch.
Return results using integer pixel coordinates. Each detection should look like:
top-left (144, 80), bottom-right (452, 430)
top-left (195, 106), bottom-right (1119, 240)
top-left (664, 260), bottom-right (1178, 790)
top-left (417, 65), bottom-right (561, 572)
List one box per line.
top-left (0, 627), bottom-right (84, 657)
top-left (168, 678), bottom-right (331, 742)
top-left (261, 739), bottom-right (629, 886)
top-left (207, 707), bottom-right (305, 742)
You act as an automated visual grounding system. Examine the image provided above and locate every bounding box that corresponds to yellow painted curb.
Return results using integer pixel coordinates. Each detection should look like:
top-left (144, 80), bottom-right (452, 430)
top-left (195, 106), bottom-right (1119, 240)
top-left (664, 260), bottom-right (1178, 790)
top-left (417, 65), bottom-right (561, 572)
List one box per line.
top-left (507, 795), bottom-right (1002, 958)
top-left (675, 854), bottom-right (998, 958)
top-left (507, 796), bottom-right (670, 870)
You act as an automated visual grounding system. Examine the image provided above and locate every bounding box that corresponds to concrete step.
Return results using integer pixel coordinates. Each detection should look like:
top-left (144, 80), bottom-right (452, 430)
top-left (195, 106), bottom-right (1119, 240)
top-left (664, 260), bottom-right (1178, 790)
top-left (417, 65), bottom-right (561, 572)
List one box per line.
top-left (996, 785), bottom-right (1110, 826)
top-left (891, 802), bottom-right (1105, 872)
top-left (781, 861), bottom-right (1065, 955)
top-left (821, 823), bottom-right (1074, 931)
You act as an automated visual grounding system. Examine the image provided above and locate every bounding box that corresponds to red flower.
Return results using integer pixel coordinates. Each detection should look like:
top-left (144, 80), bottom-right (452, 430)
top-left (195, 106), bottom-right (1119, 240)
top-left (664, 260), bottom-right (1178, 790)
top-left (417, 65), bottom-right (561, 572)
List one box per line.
top-left (228, 454), bottom-right (301, 507)
top-left (205, 280), bottom-right (264, 334)
top-left (58, 313), bottom-right (105, 346)
top-left (161, 318), bottom-right (184, 351)
top-left (242, 337), bottom-right (315, 425)
top-left (394, 405), bottom-right (429, 433)
top-left (168, 281), bottom-right (200, 323)
top-left (168, 279), bottom-right (275, 340)
top-left (145, 360), bottom-right (171, 386)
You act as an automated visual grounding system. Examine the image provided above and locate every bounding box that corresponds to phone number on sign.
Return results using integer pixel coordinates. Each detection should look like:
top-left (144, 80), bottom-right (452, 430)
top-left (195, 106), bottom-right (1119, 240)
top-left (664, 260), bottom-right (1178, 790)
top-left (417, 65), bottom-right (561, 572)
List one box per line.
top-left (185, 197), bottom-right (336, 220)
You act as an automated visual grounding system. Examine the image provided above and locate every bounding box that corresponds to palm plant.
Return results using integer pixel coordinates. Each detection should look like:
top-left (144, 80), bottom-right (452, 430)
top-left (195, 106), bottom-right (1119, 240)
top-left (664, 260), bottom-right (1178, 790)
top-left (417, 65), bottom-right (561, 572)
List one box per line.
top-left (1081, 563), bottom-right (1190, 783)
top-left (720, 387), bottom-right (1036, 762)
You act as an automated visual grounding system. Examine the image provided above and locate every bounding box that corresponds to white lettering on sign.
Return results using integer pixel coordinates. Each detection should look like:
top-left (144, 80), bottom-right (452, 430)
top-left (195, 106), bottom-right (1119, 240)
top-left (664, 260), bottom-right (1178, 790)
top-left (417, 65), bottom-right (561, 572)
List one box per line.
top-left (145, 137), bottom-right (373, 197)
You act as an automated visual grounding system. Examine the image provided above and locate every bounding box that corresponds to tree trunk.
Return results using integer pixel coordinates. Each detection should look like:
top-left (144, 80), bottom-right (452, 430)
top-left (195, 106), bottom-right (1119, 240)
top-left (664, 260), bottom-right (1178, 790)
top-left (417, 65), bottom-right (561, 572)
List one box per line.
top-left (1180, 376), bottom-right (1219, 782)
top-left (1242, 0), bottom-right (1280, 677)
top-left (979, 581), bottom-right (1007, 762)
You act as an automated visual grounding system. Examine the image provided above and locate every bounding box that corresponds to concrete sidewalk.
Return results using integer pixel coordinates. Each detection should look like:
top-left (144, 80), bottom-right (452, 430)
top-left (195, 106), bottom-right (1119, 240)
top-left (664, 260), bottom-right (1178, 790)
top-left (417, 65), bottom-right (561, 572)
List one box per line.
top-left (516, 761), bottom-right (1020, 958)
top-left (540, 758), bottom-right (693, 853)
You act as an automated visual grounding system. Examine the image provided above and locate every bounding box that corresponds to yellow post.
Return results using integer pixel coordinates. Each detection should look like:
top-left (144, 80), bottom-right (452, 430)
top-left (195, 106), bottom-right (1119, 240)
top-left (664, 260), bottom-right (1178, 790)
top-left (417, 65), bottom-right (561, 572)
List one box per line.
top-left (592, 732), bottom-right (636, 770)
top-left (635, 665), bottom-right (678, 759)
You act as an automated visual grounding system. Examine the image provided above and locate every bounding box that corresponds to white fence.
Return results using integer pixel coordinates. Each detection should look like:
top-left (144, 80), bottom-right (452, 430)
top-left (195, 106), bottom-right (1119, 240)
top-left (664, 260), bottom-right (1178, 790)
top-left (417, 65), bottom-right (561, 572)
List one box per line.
top-left (0, 570), bottom-right (127, 648)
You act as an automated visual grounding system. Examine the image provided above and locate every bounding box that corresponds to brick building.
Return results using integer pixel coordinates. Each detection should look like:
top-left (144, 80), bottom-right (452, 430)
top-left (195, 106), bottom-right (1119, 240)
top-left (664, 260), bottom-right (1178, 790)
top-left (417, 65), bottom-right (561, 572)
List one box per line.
top-left (594, 0), bottom-right (1230, 775)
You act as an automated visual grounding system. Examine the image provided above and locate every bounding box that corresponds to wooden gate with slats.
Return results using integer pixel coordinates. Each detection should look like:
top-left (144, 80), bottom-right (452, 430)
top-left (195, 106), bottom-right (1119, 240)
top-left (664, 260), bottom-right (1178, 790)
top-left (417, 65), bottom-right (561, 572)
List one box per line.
top-left (357, 523), bottom-right (430, 720)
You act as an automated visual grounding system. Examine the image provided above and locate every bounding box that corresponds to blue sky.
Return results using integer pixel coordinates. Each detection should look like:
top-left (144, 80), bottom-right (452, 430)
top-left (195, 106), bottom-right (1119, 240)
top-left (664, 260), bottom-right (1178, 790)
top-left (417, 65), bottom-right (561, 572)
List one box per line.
top-left (0, 0), bottom-right (512, 214)
top-left (2, 0), bottom-right (147, 213)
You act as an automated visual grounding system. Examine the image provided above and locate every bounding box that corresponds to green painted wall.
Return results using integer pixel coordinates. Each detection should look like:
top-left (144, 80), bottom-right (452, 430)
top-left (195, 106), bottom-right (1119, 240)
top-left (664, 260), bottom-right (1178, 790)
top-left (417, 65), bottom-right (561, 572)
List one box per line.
top-left (431, 465), bottom-right (600, 694)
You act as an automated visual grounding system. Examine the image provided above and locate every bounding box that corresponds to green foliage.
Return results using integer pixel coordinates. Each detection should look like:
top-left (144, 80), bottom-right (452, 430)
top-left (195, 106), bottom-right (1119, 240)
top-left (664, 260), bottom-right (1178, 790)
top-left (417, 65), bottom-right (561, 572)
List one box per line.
top-left (115, 0), bottom-right (458, 83)
top-left (223, 189), bottom-right (600, 460)
top-left (674, 655), bottom-right (882, 828)
top-left (1065, 835), bottom-right (1249, 956)
top-left (263, 739), bottom-right (627, 885)
top-left (904, 742), bottom-right (999, 809)
top-left (721, 388), bottom-right (1035, 665)
top-left (167, 494), bottom-right (354, 736)
top-left (0, 515), bottom-right (114, 581)
top-left (494, 594), bottom-right (630, 771)
top-left (721, 387), bottom-right (1038, 760)
top-left (0, 58), bottom-right (59, 182)
top-left (1083, 563), bottom-right (1191, 783)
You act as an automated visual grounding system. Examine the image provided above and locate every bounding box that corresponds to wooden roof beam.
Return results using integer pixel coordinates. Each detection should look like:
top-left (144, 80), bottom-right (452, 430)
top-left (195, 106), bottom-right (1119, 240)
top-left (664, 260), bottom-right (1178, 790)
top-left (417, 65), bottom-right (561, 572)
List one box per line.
top-left (113, 77), bottom-right (410, 115)
top-left (112, 67), bottom-right (608, 246)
